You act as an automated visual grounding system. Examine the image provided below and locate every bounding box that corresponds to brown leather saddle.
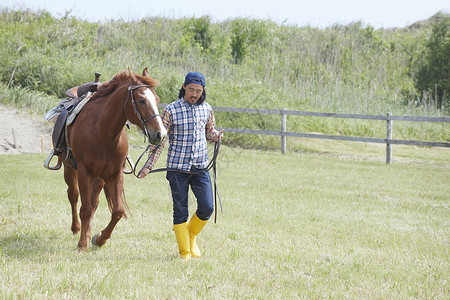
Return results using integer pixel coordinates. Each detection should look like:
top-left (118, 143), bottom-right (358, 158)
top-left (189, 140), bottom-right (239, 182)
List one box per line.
top-left (44, 73), bottom-right (102, 170)
top-left (65, 72), bottom-right (102, 99)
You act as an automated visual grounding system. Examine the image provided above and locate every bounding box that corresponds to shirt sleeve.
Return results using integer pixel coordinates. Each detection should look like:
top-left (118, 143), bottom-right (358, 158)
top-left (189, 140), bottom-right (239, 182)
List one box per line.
top-left (144, 108), bottom-right (171, 170)
top-left (205, 109), bottom-right (221, 142)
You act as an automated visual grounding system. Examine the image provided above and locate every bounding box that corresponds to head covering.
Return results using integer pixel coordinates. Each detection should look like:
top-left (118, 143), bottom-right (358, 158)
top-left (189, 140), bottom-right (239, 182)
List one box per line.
top-left (184, 71), bottom-right (206, 87)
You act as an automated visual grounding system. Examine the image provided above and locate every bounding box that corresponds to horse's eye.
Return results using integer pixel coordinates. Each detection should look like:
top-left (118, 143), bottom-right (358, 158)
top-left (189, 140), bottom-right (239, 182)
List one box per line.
top-left (138, 99), bottom-right (146, 104)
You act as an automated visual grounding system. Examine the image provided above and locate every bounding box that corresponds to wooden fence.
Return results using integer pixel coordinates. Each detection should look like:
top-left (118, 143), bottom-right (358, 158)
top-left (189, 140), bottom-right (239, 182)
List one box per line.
top-left (160, 104), bottom-right (450, 164)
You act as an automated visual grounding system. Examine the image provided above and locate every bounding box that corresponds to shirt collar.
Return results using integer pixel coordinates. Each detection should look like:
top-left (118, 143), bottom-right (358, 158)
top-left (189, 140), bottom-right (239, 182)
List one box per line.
top-left (181, 97), bottom-right (193, 107)
top-left (181, 97), bottom-right (203, 108)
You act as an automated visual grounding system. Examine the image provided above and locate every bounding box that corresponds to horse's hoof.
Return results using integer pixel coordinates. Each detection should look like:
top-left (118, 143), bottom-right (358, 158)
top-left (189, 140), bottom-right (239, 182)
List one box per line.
top-left (91, 233), bottom-right (100, 246)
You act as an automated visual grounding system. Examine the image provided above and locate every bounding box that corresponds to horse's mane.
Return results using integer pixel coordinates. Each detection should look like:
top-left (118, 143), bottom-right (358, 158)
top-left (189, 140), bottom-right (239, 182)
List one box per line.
top-left (92, 70), bottom-right (159, 100)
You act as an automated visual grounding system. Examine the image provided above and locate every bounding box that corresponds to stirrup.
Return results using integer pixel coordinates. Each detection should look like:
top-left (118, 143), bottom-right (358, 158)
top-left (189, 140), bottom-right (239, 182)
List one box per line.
top-left (44, 149), bottom-right (62, 170)
top-left (123, 155), bottom-right (135, 174)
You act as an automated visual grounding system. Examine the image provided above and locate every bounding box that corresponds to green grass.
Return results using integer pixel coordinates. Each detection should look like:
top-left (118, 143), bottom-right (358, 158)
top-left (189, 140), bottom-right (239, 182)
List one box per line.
top-left (0, 145), bottom-right (449, 299)
top-left (1, 9), bottom-right (447, 297)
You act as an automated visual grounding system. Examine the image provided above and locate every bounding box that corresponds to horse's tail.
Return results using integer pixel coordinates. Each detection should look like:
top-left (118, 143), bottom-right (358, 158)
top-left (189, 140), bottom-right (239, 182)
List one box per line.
top-left (121, 189), bottom-right (132, 218)
top-left (103, 186), bottom-right (132, 219)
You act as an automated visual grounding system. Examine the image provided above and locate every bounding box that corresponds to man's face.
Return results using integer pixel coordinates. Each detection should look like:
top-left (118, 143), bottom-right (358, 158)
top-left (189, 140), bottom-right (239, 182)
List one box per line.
top-left (183, 83), bottom-right (204, 105)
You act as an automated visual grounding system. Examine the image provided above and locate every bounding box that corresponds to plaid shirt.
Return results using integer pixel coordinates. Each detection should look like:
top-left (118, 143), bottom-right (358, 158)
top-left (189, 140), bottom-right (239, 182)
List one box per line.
top-left (145, 98), bottom-right (220, 172)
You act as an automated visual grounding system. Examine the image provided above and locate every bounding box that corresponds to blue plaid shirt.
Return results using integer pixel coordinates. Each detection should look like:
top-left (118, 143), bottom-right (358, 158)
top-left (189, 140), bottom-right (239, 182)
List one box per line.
top-left (145, 98), bottom-right (220, 172)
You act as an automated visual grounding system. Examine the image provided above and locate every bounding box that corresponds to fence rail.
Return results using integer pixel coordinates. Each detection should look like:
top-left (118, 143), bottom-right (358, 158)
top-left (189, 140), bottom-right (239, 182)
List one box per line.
top-left (159, 104), bottom-right (450, 164)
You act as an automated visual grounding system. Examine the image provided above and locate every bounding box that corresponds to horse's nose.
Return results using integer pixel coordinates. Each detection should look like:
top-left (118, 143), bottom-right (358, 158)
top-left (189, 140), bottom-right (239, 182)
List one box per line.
top-left (156, 132), bottom-right (162, 142)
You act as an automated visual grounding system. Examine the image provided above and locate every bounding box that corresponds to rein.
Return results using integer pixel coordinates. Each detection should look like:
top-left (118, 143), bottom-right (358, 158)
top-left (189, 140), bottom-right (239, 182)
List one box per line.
top-left (125, 84), bottom-right (160, 141)
top-left (132, 138), bottom-right (223, 223)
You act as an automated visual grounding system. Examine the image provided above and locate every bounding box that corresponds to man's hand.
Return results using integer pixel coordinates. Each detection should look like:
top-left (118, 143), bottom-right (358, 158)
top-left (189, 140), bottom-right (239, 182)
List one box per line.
top-left (218, 129), bottom-right (225, 141)
top-left (138, 167), bottom-right (150, 178)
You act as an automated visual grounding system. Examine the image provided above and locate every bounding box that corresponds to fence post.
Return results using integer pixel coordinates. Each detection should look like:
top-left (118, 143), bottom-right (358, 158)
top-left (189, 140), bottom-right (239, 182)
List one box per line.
top-left (386, 112), bottom-right (392, 164)
top-left (281, 108), bottom-right (287, 154)
top-left (12, 129), bottom-right (18, 149)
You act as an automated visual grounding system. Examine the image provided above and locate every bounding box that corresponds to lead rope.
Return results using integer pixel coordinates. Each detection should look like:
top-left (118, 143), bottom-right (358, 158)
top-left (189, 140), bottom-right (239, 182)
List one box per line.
top-left (212, 142), bottom-right (222, 223)
top-left (132, 139), bottom-right (222, 223)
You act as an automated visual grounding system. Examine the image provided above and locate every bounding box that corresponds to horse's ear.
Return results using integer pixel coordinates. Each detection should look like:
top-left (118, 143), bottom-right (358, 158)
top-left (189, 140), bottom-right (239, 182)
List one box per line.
top-left (142, 68), bottom-right (149, 77)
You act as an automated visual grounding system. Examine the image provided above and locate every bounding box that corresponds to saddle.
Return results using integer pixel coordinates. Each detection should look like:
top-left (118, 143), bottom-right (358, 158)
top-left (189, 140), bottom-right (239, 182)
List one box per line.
top-left (44, 73), bottom-right (102, 170)
top-left (65, 72), bottom-right (102, 99)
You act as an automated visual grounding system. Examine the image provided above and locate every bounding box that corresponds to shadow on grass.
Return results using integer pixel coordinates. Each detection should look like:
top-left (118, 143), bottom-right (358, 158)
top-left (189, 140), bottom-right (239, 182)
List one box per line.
top-left (0, 230), bottom-right (172, 261)
top-left (0, 230), bottom-right (72, 259)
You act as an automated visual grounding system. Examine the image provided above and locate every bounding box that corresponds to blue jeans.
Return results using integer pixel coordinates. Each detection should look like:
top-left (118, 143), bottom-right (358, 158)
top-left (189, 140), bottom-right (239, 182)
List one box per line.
top-left (166, 166), bottom-right (214, 224)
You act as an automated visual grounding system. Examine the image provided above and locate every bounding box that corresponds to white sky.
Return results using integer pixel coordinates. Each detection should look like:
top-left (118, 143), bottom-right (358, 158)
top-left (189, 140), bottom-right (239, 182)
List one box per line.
top-left (3, 0), bottom-right (450, 28)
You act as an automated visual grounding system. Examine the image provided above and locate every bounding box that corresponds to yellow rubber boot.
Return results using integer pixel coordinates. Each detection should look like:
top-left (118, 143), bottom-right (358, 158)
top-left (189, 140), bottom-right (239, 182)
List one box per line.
top-left (188, 213), bottom-right (208, 258)
top-left (173, 223), bottom-right (191, 260)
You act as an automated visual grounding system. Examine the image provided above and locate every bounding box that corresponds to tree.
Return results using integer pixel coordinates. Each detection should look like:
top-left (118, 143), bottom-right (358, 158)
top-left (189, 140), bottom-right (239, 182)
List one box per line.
top-left (415, 13), bottom-right (450, 109)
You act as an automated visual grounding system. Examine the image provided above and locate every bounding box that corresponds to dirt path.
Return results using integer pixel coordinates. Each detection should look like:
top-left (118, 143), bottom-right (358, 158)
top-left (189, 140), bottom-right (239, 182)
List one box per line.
top-left (0, 104), bottom-right (53, 154)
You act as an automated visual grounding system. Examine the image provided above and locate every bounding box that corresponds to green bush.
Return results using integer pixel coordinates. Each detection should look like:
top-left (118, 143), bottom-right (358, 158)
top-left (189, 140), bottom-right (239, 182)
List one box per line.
top-left (414, 13), bottom-right (450, 109)
top-left (0, 8), bottom-right (448, 149)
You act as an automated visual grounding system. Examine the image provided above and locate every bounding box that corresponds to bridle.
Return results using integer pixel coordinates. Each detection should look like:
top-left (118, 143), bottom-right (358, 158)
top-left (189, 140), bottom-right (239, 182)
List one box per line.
top-left (125, 84), bottom-right (160, 141)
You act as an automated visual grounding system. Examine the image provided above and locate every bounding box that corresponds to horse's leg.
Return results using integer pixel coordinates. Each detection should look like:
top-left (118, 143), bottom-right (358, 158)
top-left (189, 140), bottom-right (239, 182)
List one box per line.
top-left (86, 177), bottom-right (105, 242)
top-left (92, 173), bottom-right (125, 247)
top-left (63, 163), bottom-right (80, 235)
top-left (77, 170), bottom-right (94, 252)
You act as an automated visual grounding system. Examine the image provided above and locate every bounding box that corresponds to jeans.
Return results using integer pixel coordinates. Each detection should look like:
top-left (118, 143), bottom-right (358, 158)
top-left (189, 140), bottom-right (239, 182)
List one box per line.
top-left (166, 166), bottom-right (214, 224)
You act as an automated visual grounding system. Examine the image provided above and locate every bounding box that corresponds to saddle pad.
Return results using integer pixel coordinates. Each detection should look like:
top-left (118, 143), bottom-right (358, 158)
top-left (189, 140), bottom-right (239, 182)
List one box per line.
top-left (67, 92), bottom-right (93, 126)
top-left (44, 96), bottom-right (85, 123)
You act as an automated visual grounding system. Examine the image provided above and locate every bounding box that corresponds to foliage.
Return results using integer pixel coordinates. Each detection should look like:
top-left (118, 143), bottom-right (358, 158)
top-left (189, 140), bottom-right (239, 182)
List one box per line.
top-left (183, 16), bottom-right (212, 51)
top-left (414, 13), bottom-right (450, 109)
top-left (0, 8), bottom-right (449, 149)
top-left (229, 18), bottom-right (277, 64)
top-left (230, 19), bottom-right (249, 64)
top-left (0, 83), bottom-right (59, 112)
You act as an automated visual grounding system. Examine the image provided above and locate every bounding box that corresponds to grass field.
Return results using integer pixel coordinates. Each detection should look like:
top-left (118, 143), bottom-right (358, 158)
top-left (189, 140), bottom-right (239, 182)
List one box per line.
top-left (0, 144), bottom-right (449, 299)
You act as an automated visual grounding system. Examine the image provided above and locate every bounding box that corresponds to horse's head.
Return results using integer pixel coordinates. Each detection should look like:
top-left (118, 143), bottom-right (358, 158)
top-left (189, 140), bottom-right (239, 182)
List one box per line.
top-left (125, 68), bottom-right (167, 145)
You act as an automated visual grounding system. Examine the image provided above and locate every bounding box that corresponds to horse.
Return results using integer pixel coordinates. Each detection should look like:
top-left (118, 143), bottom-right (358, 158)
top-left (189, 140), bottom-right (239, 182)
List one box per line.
top-left (61, 68), bottom-right (167, 251)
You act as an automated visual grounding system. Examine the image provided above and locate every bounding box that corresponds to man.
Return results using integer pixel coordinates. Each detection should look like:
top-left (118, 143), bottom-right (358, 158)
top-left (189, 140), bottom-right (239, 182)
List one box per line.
top-left (139, 71), bottom-right (224, 260)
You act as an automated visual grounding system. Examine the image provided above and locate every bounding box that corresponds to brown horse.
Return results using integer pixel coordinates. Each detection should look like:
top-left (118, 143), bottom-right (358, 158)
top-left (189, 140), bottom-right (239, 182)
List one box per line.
top-left (62, 68), bottom-right (167, 251)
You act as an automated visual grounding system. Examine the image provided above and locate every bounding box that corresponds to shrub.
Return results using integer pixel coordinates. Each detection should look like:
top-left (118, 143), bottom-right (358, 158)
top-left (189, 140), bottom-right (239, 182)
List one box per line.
top-left (414, 13), bottom-right (450, 109)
